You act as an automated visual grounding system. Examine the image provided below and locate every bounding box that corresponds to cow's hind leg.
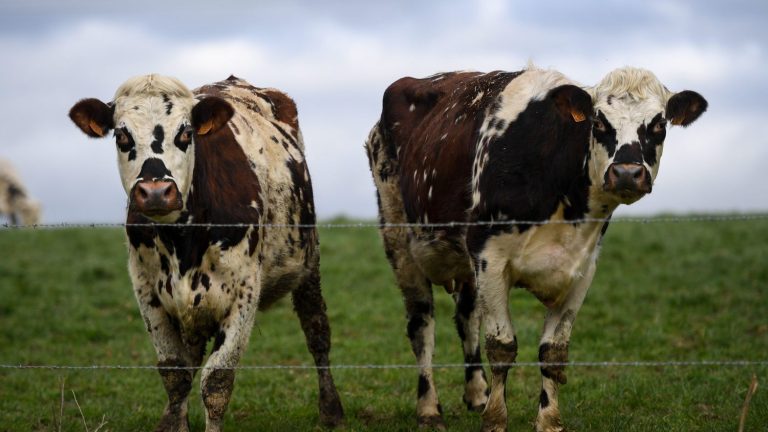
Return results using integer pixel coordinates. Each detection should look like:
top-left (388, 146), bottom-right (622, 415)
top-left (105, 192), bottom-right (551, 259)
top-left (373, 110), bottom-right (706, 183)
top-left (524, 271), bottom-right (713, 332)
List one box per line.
top-left (382, 227), bottom-right (444, 429)
top-left (453, 280), bottom-right (489, 412)
top-left (291, 258), bottom-right (344, 427)
top-left (368, 125), bottom-right (444, 429)
top-left (404, 272), bottom-right (442, 429)
top-left (535, 262), bottom-right (595, 432)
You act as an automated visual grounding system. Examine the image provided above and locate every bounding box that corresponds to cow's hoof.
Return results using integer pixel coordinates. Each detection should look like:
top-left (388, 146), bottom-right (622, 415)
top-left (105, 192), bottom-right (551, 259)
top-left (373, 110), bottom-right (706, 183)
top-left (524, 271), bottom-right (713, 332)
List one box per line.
top-left (418, 414), bottom-right (446, 430)
top-left (535, 420), bottom-right (565, 432)
top-left (480, 419), bottom-right (507, 432)
top-left (319, 404), bottom-right (345, 428)
top-left (319, 388), bottom-right (345, 427)
top-left (536, 426), bottom-right (565, 432)
top-left (535, 410), bottom-right (564, 432)
top-left (154, 414), bottom-right (189, 432)
top-left (464, 397), bottom-right (487, 413)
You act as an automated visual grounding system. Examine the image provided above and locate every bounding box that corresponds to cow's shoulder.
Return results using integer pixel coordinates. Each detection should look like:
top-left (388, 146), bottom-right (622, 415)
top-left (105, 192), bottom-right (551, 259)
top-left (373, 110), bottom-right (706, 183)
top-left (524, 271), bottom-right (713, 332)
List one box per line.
top-left (472, 69), bottom-right (593, 229)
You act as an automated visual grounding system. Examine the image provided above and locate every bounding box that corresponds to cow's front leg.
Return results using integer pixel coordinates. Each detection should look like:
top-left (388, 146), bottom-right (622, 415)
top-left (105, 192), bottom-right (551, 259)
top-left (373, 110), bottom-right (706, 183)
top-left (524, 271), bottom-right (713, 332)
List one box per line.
top-left (134, 280), bottom-right (202, 432)
top-left (453, 280), bottom-right (489, 412)
top-left (478, 259), bottom-right (516, 432)
top-left (535, 261), bottom-right (595, 432)
top-left (201, 286), bottom-right (259, 432)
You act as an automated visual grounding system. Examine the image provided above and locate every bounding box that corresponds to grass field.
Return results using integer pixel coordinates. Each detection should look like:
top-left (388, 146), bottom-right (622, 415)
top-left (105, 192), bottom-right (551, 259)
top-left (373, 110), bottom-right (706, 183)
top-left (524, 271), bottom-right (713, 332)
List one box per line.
top-left (1, 216), bottom-right (767, 431)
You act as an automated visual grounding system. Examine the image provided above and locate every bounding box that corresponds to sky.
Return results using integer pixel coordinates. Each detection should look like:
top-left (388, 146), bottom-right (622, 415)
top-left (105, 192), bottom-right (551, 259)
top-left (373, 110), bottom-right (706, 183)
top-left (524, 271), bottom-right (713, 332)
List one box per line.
top-left (0, 0), bottom-right (766, 223)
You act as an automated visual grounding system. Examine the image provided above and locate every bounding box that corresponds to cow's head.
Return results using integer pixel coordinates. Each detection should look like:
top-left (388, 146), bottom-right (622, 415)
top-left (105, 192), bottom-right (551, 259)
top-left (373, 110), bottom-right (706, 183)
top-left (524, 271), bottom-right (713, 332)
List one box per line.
top-left (587, 67), bottom-right (707, 205)
top-left (69, 75), bottom-right (234, 222)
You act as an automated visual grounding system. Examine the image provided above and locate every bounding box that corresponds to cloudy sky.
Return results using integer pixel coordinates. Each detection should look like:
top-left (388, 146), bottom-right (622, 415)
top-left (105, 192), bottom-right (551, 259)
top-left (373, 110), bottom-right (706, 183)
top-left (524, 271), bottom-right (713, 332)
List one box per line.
top-left (1, 0), bottom-right (766, 223)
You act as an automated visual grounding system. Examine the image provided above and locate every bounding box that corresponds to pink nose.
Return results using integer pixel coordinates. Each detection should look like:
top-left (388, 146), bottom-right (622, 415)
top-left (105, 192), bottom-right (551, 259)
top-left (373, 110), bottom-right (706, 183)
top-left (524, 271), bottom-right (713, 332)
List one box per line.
top-left (606, 163), bottom-right (651, 194)
top-left (131, 180), bottom-right (181, 216)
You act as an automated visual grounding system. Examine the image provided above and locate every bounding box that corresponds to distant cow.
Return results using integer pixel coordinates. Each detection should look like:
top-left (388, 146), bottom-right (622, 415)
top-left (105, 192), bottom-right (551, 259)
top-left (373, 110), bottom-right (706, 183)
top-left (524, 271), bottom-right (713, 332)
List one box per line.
top-left (0, 158), bottom-right (40, 226)
top-left (69, 75), bottom-right (343, 431)
top-left (366, 66), bottom-right (706, 431)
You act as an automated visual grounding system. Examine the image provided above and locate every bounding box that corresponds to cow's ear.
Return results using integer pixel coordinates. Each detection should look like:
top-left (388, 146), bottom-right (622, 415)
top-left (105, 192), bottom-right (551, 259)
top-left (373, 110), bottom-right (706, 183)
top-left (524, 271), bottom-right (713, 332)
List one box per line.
top-left (69, 98), bottom-right (114, 138)
top-left (191, 97), bottom-right (234, 135)
top-left (550, 84), bottom-right (593, 123)
top-left (667, 90), bottom-right (707, 126)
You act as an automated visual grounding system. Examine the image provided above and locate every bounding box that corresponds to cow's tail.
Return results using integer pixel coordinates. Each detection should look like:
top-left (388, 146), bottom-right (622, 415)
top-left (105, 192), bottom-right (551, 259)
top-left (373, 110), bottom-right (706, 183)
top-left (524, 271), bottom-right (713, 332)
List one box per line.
top-left (365, 121), bottom-right (407, 226)
top-left (365, 121), bottom-right (416, 272)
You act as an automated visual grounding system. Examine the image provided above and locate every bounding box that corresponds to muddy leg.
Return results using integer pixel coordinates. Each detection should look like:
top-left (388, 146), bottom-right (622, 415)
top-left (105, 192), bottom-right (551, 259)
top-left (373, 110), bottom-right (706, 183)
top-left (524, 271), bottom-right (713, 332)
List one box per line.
top-left (291, 262), bottom-right (344, 427)
top-left (453, 280), bottom-right (489, 412)
top-left (535, 262), bottom-right (594, 432)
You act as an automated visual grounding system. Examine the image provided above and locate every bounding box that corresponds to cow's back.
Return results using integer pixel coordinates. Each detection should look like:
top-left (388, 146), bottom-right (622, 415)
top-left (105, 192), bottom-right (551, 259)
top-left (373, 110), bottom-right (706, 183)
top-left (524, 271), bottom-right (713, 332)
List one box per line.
top-left (195, 77), bottom-right (318, 308)
top-left (378, 71), bottom-right (520, 225)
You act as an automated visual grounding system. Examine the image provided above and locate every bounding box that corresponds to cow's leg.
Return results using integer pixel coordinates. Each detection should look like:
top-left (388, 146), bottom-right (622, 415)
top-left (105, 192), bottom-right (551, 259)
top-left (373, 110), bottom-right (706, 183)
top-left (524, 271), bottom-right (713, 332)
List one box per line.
top-left (381, 227), bottom-right (444, 429)
top-left (453, 280), bottom-right (489, 412)
top-left (404, 278), bottom-right (442, 429)
top-left (291, 260), bottom-right (344, 427)
top-left (477, 257), bottom-right (516, 432)
top-left (369, 127), bottom-right (444, 428)
top-left (200, 283), bottom-right (259, 432)
top-left (535, 261), bottom-right (595, 432)
top-left (134, 281), bottom-right (201, 432)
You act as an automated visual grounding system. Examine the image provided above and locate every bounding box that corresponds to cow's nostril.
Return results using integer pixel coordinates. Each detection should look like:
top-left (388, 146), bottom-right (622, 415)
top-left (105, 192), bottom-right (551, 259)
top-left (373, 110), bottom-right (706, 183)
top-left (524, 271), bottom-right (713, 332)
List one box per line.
top-left (138, 186), bottom-right (149, 199)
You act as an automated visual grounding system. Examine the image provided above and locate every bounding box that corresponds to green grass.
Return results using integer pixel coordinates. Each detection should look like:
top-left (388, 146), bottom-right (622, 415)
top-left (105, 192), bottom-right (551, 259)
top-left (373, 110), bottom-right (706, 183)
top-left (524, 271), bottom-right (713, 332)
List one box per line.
top-left (1, 216), bottom-right (766, 431)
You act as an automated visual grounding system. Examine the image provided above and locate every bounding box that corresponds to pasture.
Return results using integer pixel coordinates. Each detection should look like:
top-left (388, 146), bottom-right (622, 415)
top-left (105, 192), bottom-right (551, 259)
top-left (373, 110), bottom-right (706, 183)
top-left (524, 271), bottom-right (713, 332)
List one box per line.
top-left (0, 216), bottom-right (766, 431)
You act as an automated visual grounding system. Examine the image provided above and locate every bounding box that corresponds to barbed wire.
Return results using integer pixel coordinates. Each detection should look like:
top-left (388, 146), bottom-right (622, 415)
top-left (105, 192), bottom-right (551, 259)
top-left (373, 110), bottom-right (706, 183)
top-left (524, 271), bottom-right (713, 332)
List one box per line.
top-left (2, 214), bottom-right (767, 230)
top-left (1, 360), bottom-right (766, 371)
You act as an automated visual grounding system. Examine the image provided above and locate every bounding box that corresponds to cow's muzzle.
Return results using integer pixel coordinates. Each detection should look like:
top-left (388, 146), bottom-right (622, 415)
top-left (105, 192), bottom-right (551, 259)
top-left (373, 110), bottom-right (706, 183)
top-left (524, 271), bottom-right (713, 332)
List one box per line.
top-left (604, 163), bottom-right (652, 203)
top-left (130, 180), bottom-right (182, 217)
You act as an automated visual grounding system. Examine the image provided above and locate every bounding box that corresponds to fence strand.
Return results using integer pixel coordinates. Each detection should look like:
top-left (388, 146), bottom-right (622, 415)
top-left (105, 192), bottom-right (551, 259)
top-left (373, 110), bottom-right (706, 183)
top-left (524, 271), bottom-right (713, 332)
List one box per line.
top-left (1, 360), bottom-right (766, 371)
top-left (2, 214), bottom-right (768, 230)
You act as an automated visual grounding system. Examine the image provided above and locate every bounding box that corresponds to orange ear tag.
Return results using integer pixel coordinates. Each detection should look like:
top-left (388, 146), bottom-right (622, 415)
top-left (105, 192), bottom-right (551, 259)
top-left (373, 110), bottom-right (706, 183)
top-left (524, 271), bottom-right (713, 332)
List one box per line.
top-left (571, 110), bottom-right (586, 122)
top-left (89, 121), bottom-right (104, 137)
top-left (197, 120), bottom-right (213, 135)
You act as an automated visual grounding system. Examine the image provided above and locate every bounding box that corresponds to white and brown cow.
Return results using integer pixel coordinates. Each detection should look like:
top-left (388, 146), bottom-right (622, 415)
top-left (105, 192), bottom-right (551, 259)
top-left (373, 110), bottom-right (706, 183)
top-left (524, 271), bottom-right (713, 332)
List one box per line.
top-left (0, 158), bottom-right (41, 226)
top-left (69, 75), bottom-right (344, 431)
top-left (366, 66), bottom-right (706, 431)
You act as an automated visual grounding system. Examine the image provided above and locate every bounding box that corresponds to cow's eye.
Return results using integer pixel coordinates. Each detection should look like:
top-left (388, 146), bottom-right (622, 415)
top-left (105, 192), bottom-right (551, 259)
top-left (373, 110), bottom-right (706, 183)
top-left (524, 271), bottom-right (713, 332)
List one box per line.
top-left (177, 126), bottom-right (193, 144)
top-left (180, 128), bottom-right (192, 143)
top-left (115, 129), bottom-right (130, 146)
top-left (652, 120), bottom-right (667, 134)
top-left (592, 117), bottom-right (606, 132)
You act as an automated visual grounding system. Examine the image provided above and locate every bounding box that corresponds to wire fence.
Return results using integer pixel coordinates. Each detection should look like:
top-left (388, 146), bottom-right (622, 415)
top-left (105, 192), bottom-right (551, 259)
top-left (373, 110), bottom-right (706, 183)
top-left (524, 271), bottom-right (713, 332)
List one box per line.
top-left (2, 213), bottom-right (768, 230)
top-left (1, 360), bottom-right (767, 371)
top-left (1, 213), bottom-right (766, 373)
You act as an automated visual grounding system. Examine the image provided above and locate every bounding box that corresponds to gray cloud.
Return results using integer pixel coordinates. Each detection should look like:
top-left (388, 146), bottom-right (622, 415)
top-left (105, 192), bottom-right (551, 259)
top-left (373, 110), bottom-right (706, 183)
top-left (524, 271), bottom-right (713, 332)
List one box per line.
top-left (1, 1), bottom-right (766, 223)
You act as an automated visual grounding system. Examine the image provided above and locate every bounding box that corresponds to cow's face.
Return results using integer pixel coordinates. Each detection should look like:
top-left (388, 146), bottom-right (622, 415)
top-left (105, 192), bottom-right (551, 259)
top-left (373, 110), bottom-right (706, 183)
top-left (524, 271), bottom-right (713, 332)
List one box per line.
top-left (69, 75), bottom-right (233, 223)
top-left (587, 68), bottom-right (707, 205)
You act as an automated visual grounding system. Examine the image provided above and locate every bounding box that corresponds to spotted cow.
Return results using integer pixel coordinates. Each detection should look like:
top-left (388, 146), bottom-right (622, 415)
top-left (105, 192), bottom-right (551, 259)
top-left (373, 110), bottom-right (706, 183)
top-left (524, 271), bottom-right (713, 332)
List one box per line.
top-left (0, 158), bottom-right (41, 226)
top-left (365, 66), bottom-right (706, 431)
top-left (69, 75), bottom-right (344, 431)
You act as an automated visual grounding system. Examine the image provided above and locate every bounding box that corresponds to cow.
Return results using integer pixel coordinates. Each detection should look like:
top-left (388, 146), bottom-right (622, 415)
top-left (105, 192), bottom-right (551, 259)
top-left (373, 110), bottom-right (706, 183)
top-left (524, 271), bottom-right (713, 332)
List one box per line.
top-left (0, 158), bottom-right (41, 226)
top-left (69, 75), bottom-right (344, 432)
top-left (365, 66), bottom-right (706, 431)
